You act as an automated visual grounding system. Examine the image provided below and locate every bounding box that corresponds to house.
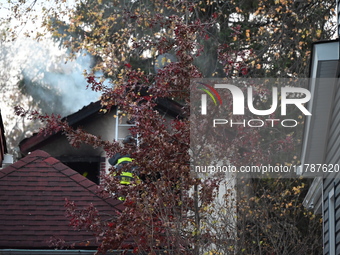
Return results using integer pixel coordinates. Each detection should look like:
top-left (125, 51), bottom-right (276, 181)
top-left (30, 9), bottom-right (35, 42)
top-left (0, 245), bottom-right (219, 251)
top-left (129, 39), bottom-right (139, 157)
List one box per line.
top-left (0, 149), bottom-right (130, 254)
top-left (301, 39), bottom-right (340, 255)
top-left (19, 98), bottom-right (184, 184)
top-left (1, 93), bottom-right (184, 254)
top-left (16, 93), bottom-right (235, 253)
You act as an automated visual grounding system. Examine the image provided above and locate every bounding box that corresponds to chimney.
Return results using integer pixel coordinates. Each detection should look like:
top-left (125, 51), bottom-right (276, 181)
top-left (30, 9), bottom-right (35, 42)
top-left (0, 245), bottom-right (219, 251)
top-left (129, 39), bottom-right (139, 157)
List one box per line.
top-left (1, 154), bottom-right (13, 169)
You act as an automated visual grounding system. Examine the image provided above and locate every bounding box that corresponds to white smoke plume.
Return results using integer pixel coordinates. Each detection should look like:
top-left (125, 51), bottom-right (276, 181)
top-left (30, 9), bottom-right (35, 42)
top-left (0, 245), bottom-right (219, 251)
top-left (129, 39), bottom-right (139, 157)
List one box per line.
top-left (15, 37), bottom-right (104, 117)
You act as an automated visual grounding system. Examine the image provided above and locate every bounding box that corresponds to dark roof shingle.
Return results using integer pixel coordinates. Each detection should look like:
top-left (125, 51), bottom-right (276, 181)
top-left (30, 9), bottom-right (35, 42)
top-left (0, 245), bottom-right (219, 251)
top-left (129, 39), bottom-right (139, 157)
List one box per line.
top-left (0, 150), bottom-right (123, 249)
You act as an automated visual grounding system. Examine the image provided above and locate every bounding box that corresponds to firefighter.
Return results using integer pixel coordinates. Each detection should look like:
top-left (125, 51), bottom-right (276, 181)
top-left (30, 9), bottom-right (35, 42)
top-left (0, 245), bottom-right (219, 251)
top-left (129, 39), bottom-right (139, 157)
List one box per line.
top-left (108, 153), bottom-right (140, 200)
top-left (109, 153), bottom-right (135, 184)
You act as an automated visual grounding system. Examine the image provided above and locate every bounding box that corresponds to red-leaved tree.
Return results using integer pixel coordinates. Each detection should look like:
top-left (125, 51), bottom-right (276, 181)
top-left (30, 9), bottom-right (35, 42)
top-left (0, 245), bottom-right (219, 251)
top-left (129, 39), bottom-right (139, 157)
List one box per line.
top-left (12, 0), bottom-right (327, 254)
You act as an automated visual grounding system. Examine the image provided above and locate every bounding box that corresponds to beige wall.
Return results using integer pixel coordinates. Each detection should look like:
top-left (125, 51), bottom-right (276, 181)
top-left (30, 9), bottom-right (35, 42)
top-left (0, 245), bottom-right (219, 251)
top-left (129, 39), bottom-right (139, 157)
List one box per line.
top-left (38, 111), bottom-right (132, 172)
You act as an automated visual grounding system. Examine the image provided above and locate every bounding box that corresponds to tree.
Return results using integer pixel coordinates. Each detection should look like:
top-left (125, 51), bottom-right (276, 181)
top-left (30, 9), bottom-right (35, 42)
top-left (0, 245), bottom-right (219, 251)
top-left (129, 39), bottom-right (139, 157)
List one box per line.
top-left (235, 177), bottom-right (322, 255)
top-left (11, 0), bottom-right (332, 254)
top-left (41, 0), bottom-right (335, 78)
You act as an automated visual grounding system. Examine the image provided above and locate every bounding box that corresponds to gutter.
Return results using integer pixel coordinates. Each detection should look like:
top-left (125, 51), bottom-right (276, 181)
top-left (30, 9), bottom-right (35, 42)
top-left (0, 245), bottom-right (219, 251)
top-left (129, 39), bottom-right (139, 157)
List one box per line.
top-left (302, 176), bottom-right (323, 214)
top-left (0, 249), bottom-right (136, 255)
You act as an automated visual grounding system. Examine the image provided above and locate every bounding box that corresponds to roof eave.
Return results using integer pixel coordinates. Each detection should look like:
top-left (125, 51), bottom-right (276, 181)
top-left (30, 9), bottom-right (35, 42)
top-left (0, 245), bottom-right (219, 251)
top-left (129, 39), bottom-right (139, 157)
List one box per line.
top-left (19, 101), bottom-right (104, 155)
top-left (19, 96), bottom-right (185, 155)
top-left (300, 40), bottom-right (340, 175)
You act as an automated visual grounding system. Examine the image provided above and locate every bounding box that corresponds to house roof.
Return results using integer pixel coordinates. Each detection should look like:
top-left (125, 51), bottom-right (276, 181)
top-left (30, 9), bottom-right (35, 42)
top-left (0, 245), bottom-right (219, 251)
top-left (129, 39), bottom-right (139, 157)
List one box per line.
top-left (19, 98), bottom-right (184, 156)
top-left (0, 150), bottom-right (124, 249)
top-left (0, 110), bottom-right (8, 166)
top-left (19, 101), bottom-right (104, 155)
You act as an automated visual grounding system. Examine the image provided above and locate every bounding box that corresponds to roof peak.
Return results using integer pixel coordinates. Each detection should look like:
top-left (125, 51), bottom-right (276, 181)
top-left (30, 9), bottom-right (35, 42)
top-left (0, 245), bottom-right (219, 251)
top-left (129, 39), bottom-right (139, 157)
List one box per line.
top-left (0, 149), bottom-right (123, 249)
top-left (27, 149), bottom-right (51, 158)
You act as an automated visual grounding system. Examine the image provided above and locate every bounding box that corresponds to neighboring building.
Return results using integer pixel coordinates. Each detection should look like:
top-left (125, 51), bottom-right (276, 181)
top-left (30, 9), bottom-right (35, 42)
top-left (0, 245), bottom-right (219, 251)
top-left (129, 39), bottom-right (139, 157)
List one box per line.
top-left (0, 110), bottom-right (8, 167)
top-left (0, 150), bottom-right (128, 254)
top-left (301, 40), bottom-right (340, 255)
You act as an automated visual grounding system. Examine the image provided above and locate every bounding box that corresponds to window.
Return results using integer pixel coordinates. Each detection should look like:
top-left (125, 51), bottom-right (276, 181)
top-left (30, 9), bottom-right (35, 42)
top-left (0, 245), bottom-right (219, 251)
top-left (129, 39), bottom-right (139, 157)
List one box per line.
top-left (58, 156), bottom-right (102, 184)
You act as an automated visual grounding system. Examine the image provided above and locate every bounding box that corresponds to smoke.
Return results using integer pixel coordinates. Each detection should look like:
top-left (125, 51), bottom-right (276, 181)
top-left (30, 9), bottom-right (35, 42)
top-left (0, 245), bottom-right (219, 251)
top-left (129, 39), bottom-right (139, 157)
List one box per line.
top-left (16, 38), bottom-right (105, 117)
